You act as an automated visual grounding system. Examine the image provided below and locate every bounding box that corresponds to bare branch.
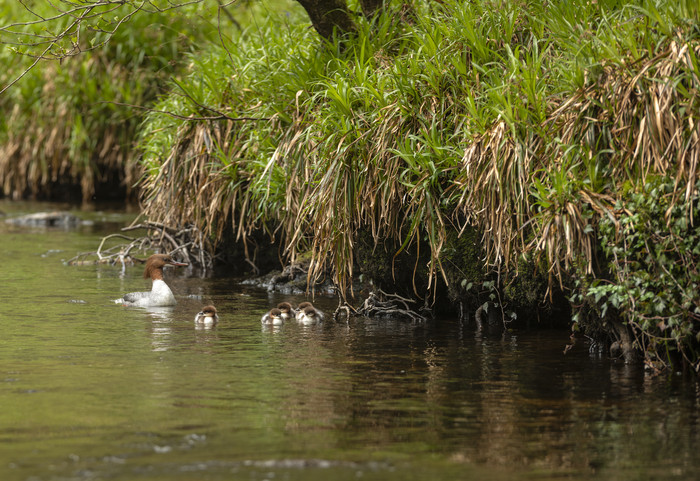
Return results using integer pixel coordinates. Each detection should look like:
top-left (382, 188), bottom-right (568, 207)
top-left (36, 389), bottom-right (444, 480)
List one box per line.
top-left (68, 219), bottom-right (214, 271)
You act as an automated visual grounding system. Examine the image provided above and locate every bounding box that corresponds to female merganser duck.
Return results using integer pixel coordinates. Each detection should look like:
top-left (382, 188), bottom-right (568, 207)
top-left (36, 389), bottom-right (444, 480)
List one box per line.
top-left (194, 305), bottom-right (218, 327)
top-left (115, 254), bottom-right (188, 307)
top-left (276, 302), bottom-right (295, 320)
top-left (295, 302), bottom-right (324, 323)
top-left (261, 308), bottom-right (284, 326)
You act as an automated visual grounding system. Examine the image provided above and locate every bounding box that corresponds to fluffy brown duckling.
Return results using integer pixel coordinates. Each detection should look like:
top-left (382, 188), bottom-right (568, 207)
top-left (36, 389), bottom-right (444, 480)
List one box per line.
top-left (261, 308), bottom-right (284, 326)
top-left (277, 302), bottom-right (296, 320)
top-left (194, 305), bottom-right (219, 327)
top-left (295, 302), bottom-right (324, 324)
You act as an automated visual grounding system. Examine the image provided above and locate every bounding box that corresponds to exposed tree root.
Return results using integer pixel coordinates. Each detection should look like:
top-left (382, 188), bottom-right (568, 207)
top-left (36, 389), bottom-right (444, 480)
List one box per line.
top-left (354, 289), bottom-right (431, 323)
top-left (333, 302), bottom-right (356, 322)
top-left (66, 221), bottom-right (213, 272)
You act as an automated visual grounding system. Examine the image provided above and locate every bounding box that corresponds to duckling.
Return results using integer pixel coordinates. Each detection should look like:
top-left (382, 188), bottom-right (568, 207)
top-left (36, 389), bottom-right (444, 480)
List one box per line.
top-left (296, 301), bottom-right (312, 313)
top-left (295, 302), bottom-right (324, 323)
top-left (261, 308), bottom-right (284, 326)
top-left (194, 305), bottom-right (218, 327)
top-left (297, 305), bottom-right (323, 325)
top-left (294, 302), bottom-right (311, 321)
top-left (277, 302), bottom-right (296, 320)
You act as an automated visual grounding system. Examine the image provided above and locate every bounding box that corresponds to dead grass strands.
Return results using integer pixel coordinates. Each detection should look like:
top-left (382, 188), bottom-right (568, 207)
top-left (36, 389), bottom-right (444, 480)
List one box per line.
top-left (136, 0), bottom-right (700, 335)
top-left (0, 2), bottom-right (222, 201)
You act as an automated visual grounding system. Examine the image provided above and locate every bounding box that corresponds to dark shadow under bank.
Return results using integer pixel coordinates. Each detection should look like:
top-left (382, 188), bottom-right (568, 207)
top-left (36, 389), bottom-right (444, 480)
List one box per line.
top-left (226, 227), bottom-right (573, 328)
top-left (218, 224), bottom-right (700, 374)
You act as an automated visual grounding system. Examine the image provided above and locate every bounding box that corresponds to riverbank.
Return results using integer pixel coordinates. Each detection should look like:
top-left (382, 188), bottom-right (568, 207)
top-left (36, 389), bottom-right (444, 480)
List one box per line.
top-left (2, 0), bottom-right (699, 373)
top-left (135, 0), bottom-right (699, 372)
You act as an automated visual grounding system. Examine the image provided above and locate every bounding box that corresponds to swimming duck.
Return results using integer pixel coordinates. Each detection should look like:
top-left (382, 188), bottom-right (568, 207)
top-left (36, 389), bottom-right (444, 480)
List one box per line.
top-left (261, 308), bottom-right (284, 326)
top-left (276, 302), bottom-right (296, 320)
top-left (194, 305), bottom-right (219, 326)
top-left (297, 305), bottom-right (323, 325)
top-left (295, 302), bottom-right (324, 323)
top-left (115, 254), bottom-right (188, 307)
top-left (295, 302), bottom-right (312, 317)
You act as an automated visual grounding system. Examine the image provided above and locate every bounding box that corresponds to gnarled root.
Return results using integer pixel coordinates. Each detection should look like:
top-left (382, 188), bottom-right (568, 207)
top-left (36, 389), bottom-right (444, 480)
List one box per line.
top-left (356, 290), bottom-right (430, 322)
top-left (66, 221), bottom-right (213, 272)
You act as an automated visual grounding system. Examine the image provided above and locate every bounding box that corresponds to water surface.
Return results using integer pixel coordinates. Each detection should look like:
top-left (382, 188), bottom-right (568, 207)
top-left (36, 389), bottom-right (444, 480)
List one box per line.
top-left (1, 201), bottom-right (698, 481)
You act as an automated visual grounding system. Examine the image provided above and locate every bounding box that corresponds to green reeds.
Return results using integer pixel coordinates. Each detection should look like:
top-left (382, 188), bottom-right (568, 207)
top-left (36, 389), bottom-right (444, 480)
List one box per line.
top-left (0, 1), bottom-right (224, 201)
top-left (135, 0), bottom-right (700, 366)
top-left (138, 0), bottom-right (698, 282)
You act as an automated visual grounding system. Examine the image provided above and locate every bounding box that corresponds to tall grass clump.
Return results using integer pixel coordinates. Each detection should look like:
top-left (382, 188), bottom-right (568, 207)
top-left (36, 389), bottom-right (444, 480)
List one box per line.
top-left (137, 0), bottom-right (700, 371)
top-left (0, 1), bottom-right (224, 201)
top-left (137, 1), bottom-right (313, 263)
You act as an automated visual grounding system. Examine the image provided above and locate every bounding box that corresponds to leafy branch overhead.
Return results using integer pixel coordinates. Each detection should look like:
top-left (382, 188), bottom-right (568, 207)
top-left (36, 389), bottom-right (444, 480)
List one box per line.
top-left (0, 0), bottom-right (391, 95)
top-left (0, 0), bottom-right (197, 94)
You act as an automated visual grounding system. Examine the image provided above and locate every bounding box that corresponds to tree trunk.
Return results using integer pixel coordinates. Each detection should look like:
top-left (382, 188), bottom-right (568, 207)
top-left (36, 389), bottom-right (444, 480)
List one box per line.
top-left (295, 0), bottom-right (357, 40)
top-left (360, 0), bottom-right (385, 17)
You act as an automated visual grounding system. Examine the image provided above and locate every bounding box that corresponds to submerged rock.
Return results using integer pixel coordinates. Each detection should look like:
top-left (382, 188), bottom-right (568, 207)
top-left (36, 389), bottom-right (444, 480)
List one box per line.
top-left (5, 211), bottom-right (90, 228)
top-left (241, 263), bottom-right (337, 295)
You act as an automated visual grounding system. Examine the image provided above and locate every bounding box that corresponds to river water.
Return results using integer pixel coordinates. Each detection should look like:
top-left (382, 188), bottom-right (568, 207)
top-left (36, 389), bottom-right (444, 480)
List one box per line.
top-left (1, 201), bottom-right (698, 481)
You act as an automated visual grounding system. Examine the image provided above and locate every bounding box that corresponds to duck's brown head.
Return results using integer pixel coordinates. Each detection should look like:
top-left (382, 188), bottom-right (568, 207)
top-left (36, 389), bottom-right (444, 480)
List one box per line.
top-left (143, 254), bottom-right (188, 280)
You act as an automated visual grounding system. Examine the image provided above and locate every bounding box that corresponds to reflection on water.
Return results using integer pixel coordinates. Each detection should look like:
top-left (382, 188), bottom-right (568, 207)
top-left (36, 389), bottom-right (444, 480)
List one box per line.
top-left (1, 202), bottom-right (699, 481)
top-left (144, 306), bottom-right (177, 351)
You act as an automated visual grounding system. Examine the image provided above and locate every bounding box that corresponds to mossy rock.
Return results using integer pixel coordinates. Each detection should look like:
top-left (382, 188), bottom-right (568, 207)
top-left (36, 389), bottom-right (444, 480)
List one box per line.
top-left (440, 227), bottom-right (485, 305)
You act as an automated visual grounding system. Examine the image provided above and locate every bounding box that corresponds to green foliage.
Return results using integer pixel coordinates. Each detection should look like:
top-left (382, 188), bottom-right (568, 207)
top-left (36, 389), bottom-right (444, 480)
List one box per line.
top-left (137, 2), bottom-right (311, 241)
top-left (573, 178), bottom-right (700, 370)
top-left (0, 1), bottom-right (227, 200)
top-left (4, 0), bottom-right (697, 367)
top-left (137, 0), bottom-right (699, 304)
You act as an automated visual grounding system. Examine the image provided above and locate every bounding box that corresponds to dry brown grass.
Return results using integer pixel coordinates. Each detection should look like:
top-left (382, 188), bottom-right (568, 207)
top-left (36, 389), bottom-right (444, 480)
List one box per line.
top-left (0, 61), bottom-right (141, 201)
top-left (137, 4), bottom-right (700, 307)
